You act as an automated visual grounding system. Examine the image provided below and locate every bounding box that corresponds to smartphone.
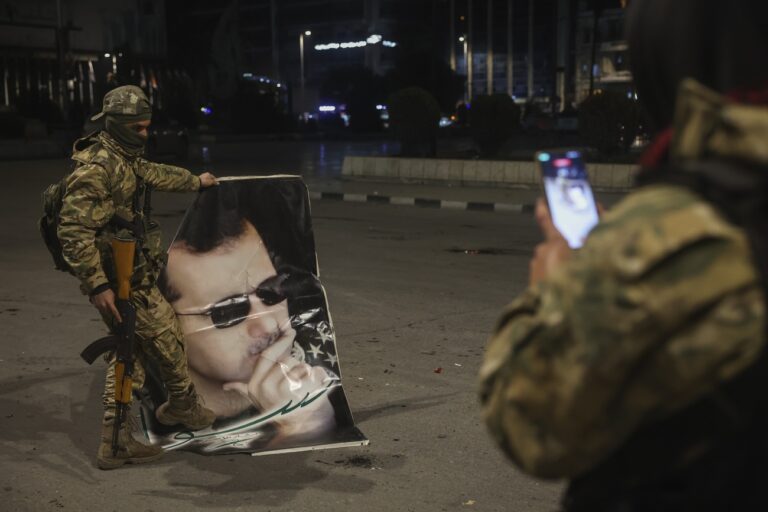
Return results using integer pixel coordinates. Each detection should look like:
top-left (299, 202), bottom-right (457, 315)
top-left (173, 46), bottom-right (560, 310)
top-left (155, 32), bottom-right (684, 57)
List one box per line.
top-left (535, 150), bottom-right (599, 249)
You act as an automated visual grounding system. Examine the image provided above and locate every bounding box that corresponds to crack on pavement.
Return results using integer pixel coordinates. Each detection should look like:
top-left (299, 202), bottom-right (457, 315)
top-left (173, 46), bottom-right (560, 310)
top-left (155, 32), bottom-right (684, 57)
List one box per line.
top-left (353, 392), bottom-right (459, 424)
top-left (446, 246), bottom-right (533, 256)
top-left (313, 215), bottom-right (362, 222)
top-left (0, 297), bottom-right (91, 309)
top-left (343, 308), bottom-right (490, 337)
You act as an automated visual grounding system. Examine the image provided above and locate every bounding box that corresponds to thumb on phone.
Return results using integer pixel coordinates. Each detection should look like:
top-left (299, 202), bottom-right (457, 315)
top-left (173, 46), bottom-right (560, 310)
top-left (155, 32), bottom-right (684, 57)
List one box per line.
top-left (535, 198), bottom-right (564, 241)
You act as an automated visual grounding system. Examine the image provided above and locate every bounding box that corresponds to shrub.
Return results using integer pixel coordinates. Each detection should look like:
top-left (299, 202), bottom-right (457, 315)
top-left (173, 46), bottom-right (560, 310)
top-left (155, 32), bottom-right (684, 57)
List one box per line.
top-left (230, 86), bottom-right (290, 133)
top-left (578, 90), bottom-right (641, 154)
top-left (347, 99), bottom-right (382, 133)
top-left (469, 94), bottom-right (521, 157)
top-left (455, 102), bottom-right (469, 126)
top-left (319, 65), bottom-right (386, 132)
top-left (387, 87), bottom-right (441, 157)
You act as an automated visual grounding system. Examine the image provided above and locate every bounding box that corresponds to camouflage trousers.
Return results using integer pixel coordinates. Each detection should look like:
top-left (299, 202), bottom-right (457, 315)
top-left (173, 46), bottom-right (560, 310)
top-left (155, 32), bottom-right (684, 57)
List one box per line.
top-left (101, 284), bottom-right (192, 420)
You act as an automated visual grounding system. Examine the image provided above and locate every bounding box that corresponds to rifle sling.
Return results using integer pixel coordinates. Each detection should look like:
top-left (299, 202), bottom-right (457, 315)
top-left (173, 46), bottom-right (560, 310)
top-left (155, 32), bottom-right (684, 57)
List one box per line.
top-left (107, 173), bottom-right (152, 241)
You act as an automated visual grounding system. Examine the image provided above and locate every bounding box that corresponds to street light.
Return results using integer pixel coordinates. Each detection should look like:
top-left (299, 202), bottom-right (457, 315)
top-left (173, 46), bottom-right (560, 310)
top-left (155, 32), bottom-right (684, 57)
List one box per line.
top-left (460, 36), bottom-right (469, 102)
top-left (299, 30), bottom-right (312, 116)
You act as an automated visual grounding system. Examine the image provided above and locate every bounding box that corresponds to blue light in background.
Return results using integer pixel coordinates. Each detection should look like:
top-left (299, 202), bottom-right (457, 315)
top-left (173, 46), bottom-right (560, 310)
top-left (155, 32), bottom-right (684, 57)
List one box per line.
top-left (537, 153), bottom-right (550, 162)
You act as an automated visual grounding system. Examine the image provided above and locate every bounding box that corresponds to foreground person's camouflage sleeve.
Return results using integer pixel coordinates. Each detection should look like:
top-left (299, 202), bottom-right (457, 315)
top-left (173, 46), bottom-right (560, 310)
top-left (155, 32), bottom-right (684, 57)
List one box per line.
top-left (58, 163), bottom-right (115, 293)
top-left (479, 184), bottom-right (766, 479)
top-left (138, 159), bottom-right (200, 192)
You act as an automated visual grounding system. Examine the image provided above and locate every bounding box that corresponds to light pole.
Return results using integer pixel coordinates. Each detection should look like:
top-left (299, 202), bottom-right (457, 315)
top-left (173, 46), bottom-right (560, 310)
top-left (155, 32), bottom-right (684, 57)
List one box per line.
top-left (459, 36), bottom-right (468, 102)
top-left (507, 0), bottom-right (513, 98)
top-left (449, 0), bottom-right (456, 72)
top-left (487, 0), bottom-right (493, 94)
top-left (468, 0), bottom-right (473, 101)
top-left (299, 30), bottom-right (311, 116)
top-left (528, 0), bottom-right (534, 99)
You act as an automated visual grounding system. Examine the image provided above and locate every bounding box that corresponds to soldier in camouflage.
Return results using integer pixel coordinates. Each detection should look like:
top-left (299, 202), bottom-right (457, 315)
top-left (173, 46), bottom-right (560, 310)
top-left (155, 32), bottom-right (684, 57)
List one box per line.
top-left (59, 85), bottom-right (219, 469)
top-left (480, 0), bottom-right (768, 509)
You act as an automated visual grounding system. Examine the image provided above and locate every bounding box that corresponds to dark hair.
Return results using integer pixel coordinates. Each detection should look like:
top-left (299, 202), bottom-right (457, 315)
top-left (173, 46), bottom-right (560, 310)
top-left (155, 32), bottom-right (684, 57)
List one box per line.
top-left (626, 0), bottom-right (768, 130)
top-left (176, 178), bottom-right (316, 271)
top-left (159, 178), bottom-right (323, 314)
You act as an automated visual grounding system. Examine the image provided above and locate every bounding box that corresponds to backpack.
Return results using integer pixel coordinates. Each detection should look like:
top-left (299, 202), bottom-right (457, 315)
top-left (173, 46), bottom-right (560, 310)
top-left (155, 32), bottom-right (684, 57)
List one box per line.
top-left (38, 162), bottom-right (150, 274)
top-left (39, 174), bottom-right (74, 273)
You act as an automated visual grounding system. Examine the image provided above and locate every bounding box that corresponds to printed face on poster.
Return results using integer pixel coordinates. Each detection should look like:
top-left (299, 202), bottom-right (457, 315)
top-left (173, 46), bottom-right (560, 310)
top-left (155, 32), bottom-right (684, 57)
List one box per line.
top-left (140, 176), bottom-right (367, 455)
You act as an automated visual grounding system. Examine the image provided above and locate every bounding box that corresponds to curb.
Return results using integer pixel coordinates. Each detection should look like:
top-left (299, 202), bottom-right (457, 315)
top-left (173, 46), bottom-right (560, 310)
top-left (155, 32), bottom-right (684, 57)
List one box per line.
top-left (342, 156), bottom-right (638, 192)
top-left (308, 191), bottom-right (534, 214)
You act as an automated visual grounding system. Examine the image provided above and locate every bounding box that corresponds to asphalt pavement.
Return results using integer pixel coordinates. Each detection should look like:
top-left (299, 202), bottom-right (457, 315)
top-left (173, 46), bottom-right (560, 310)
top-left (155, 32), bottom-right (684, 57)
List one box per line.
top-left (0, 150), bottom-right (628, 512)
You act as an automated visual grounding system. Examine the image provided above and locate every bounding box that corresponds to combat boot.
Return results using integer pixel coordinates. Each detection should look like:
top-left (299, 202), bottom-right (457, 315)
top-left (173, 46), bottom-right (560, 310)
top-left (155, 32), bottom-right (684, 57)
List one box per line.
top-left (96, 417), bottom-right (163, 470)
top-left (155, 384), bottom-right (216, 430)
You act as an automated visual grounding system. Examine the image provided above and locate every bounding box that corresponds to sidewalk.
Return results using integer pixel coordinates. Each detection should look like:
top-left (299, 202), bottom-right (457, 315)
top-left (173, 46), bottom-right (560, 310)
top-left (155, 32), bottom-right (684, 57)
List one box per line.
top-left (302, 177), bottom-right (628, 214)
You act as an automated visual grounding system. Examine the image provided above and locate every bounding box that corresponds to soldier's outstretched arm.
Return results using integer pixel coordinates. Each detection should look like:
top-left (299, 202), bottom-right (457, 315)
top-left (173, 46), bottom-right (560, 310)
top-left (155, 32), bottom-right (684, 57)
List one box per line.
top-left (58, 163), bottom-right (117, 295)
top-left (138, 159), bottom-right (215, 192)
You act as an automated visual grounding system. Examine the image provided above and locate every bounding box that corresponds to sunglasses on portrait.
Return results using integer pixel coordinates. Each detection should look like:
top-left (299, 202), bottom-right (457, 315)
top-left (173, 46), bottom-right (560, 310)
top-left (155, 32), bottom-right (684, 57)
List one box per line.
top-left (176, 274), bottom-right (287, 329)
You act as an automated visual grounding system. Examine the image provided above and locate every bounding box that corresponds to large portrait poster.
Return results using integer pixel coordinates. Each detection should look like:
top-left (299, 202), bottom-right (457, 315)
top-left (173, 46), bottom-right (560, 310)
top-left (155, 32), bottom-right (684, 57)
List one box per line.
top-left (138, 176), bottom-right (368, 455)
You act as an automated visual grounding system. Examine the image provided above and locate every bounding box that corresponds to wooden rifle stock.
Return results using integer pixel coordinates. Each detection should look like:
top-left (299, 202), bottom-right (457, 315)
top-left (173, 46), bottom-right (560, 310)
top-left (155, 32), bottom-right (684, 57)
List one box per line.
top-left (113, 236), bottom-right (135, 301)
top-left (109, 236), bottom-right (137, 456)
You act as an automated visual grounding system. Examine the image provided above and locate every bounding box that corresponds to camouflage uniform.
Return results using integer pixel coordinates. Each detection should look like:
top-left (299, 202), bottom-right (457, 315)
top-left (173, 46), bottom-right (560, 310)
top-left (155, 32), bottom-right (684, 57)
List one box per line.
top-left (479, 80), bottom-right (767, 500)
top-left (58, 89), bottom-right (201, 419)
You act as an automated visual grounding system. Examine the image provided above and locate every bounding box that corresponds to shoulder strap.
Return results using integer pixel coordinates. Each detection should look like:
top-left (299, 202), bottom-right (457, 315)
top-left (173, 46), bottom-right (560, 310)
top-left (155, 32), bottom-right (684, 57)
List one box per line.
top-left (108, 172), bottom-right (151, 241)
top-left (132, 174), bottom-right (144, 218)
top-left (142, 181), bottom-right (152, 223)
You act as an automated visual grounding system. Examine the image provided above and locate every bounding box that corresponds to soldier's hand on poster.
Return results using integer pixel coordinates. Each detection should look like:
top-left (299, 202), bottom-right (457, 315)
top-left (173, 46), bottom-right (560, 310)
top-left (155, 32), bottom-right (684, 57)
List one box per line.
top-left (221, 324), bottom-right (336, 436)
top-left (199, 172), bottom-right (219, 188)
top-left (91, 288), bottom-right (123, 323)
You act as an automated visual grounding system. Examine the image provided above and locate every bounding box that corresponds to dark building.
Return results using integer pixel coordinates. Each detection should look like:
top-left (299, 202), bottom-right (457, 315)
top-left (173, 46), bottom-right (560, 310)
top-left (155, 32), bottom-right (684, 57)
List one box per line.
top-left (574, 0), bottom-right (632, 102)
top-left (456, 0), bottom-right (559, 101)
top-left (0, 0), bottom-right (631, 133)
top-left (0, 0), bottom-right (184, 131)
top-left (166, 0), bottom-right (401, 118)
top-left (166, 0), bottom-right (576, 121)
top-left (0, 0), bottom-right (632, 135)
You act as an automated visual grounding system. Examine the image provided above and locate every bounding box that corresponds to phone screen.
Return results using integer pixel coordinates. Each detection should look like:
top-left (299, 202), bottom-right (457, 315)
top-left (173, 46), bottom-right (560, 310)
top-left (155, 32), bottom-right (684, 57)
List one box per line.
top-left (537, 150), bottom-right (599, 249)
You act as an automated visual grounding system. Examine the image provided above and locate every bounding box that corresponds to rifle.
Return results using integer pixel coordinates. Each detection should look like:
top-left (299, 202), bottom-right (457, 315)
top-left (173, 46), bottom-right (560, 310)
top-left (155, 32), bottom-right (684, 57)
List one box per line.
top-left (80, 236), bottom-right (137, 456)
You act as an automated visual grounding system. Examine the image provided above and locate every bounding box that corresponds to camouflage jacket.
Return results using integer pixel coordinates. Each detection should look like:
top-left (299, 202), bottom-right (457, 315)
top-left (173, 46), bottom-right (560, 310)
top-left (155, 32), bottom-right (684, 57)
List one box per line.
top-left (479, 80), bottom-right (767, 479)
top-left (58, 131), bottom-right (201, 295)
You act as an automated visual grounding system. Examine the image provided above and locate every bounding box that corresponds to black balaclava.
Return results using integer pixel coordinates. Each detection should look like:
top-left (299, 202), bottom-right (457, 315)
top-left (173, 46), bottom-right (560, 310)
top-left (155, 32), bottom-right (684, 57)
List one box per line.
top-left (105, 113), bottom-right (151, 155)
top-left (626, 0), bottom-right (768, 133)
top-left (91, 85), bottom-right (152, 156)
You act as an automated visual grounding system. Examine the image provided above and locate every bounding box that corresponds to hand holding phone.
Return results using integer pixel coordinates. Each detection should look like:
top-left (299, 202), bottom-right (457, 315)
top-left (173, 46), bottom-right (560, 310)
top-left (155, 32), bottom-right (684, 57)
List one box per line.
top-left (529, 198), bottom-right (573, 286)
top-left (535, 150), bottom-right (600, 249)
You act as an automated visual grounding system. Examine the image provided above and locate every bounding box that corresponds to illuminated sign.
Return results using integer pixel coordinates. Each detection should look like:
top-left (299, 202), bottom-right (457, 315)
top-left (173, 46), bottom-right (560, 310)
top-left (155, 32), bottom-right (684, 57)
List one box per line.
top-left (314, 37), bottom-right (397, 51)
